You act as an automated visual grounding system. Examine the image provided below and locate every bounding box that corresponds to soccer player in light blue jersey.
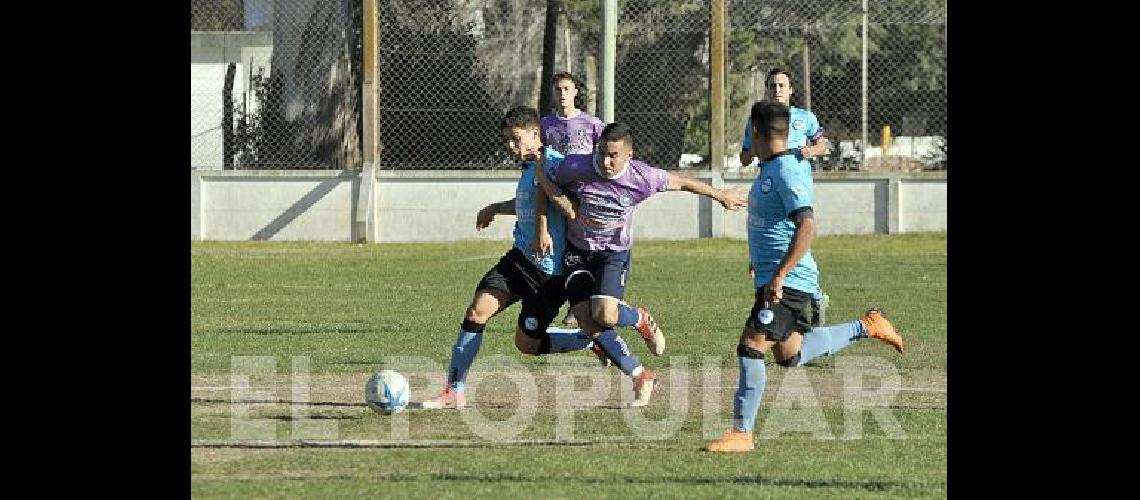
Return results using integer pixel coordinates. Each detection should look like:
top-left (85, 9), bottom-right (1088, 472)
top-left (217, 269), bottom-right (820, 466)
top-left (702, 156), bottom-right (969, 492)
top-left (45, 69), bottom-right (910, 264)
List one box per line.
top-left (541, 72), bottom-right (606, 328)
top-left (706, 100), bottom-right (905, 452)
top-left (422, 106), bottom-right (597, 410)
top-left (740, 68), bottom-right (832, 325)
top-left (739, 68), bottom-right (830, 168)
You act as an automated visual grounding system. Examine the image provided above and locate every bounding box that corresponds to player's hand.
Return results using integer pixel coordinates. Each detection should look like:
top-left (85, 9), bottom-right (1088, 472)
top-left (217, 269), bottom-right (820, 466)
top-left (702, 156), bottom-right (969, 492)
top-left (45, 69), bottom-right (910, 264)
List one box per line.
top-left (476, 206), bottom-right (495, 230)
top-left (801, 138), bottom-right (830, 158)
top-left (748, 263), bottom-right (755, 280)
top-left (717, 185), bottom-right (748, 211)
top-left (815, 137), bottom-right (831, 156)
top-left (533, 231), bottom-right (554, 261)
top-left (764, 275), bottom-right (785, 305)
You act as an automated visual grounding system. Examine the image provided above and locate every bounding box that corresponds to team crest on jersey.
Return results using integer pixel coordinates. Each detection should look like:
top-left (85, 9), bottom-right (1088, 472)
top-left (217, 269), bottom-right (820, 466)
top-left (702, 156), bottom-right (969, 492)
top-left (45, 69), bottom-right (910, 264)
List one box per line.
top-left (792, 119), bottom-right (805, 130)
top-left (619, 194), bottom-right (633, 207)
top-left (757, 309), bottom-right (774, 325)
top-left (760, 177), bottom-right (773, 193)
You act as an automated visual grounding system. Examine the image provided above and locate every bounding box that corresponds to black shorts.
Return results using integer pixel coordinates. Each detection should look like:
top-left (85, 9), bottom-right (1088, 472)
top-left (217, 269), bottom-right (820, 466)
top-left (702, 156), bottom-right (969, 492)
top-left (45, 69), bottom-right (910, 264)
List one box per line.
top-left (745, 285), bottom-right (815, 342)
top-left (475, 247), bottom-right (567, 337)
top-left (475, 247), bottom-right (548, 305)
top-left (517, 276), bottom-right (570, 338)
top-left (561, 242), bottom-right (631, 306)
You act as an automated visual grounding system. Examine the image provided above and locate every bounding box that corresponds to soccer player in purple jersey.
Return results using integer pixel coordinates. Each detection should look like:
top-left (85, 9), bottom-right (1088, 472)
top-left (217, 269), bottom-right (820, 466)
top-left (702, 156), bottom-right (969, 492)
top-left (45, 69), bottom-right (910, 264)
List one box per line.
top-left (534, 123), bottom-right (748, 406)
top-left (541, 73), bottom-right (606, 157)
top-left (541, 72), bottom-right (606, 327)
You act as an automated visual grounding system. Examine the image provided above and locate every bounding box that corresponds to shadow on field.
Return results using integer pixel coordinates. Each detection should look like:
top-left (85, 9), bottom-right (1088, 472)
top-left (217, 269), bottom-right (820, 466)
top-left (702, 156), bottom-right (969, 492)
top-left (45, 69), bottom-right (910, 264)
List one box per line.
top-left (210, 327), bottom-right (374, 335)
top-left (191, 398), bottom-right (366, 408)
top-left (415, 473), bottom-right (933, 493)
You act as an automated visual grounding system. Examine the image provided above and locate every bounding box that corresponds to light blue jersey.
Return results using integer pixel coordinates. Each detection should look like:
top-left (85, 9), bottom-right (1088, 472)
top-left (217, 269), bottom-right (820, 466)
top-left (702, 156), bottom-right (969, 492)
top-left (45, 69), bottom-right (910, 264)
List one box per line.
top-left (747, 151), bottom-right (819, 294)
top-left (514, 146), bottom-right (568, 276)
top-left (741, 106), bottom-right (823, 153)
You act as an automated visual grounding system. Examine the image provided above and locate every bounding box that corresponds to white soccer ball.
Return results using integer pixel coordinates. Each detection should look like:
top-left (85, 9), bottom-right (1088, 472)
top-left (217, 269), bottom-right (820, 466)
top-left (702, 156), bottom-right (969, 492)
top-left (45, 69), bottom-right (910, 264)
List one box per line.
top-left (364, 370), bottom-right (410, 414)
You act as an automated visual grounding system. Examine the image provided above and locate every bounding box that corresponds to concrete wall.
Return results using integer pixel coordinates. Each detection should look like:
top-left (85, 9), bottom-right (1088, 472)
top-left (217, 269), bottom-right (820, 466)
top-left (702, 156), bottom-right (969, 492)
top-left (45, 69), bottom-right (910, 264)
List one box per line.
top-left (194, 170), bottom-right (359, 241)
top-left (191, 170), bottom-right (946, 241)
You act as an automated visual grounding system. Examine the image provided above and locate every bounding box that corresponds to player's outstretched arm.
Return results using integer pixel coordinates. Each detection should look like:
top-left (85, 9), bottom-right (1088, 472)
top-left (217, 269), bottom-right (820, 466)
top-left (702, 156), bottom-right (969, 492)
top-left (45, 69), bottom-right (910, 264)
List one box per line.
top-left (476, 198), bottom-right (515, 230)
top-left (764, 207), bottom-right (816, 304)
top-left (666, 173), bottom-right (748, 211)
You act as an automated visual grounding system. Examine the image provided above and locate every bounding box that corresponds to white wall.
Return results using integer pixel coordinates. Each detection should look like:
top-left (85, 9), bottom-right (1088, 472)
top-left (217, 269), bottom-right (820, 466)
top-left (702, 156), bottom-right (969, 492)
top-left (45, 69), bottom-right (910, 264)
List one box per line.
top-left (899, 179), bottom-right (948, 233)
top-left (196, 171), bottom-right (358, 241)
top-left (192, 170), bottom-right (946, 242)
top-left (190, 63), bottom-right (245, 169)
top-left (190, 32), bottom-right (274, 170)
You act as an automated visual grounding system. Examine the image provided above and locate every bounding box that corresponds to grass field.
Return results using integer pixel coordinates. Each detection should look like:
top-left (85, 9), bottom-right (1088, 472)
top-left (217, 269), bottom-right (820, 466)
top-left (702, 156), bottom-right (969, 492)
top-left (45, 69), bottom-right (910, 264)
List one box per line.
top-left (191, 233), bottom-right (947, 498)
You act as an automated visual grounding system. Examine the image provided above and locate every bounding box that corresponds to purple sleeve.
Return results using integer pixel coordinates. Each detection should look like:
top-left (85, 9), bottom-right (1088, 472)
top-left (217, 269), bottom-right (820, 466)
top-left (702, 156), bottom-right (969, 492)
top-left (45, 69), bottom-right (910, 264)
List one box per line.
top-left (648, 164), bottom-right (670, 193)
top-left (593, 118), bottom-right (605, 144)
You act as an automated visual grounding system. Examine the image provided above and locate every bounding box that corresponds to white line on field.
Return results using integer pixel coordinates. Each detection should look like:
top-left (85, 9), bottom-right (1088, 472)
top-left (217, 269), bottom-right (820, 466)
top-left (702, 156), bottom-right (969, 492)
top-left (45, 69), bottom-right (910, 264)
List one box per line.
top-left (449, 253), bottom-right (502, 262)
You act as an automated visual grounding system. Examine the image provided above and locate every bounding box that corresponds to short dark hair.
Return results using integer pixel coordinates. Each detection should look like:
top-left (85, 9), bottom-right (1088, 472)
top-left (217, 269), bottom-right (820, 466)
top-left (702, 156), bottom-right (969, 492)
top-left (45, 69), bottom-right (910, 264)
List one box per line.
top-left (750, 100), bottom-right (790, 140)
top-left (599, 122), bottom-right (634, 147)
top-left (552, 72), bottom-right (578, 88)
top-left (765, 67), bottom-right (793, 87)
top-left (500, 105), bottom-right (541, 131)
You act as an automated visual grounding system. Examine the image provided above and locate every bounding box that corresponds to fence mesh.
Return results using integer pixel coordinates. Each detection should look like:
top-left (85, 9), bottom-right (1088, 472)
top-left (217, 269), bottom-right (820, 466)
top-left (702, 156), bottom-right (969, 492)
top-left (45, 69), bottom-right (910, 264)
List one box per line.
top-left (190, 0), bottom-right (945, 172)
top-left (727, 0), bottom-right (946, 172)
top-left (377, 0), bottom-right (546, 170)
top-left (191, 0), bottom-right (361, 170)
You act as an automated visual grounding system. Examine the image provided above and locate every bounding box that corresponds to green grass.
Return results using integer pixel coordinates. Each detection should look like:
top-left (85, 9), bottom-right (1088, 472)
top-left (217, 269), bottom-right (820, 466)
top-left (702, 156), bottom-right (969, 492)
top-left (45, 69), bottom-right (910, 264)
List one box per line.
top-left (191, 233), bottom-right (946, 498)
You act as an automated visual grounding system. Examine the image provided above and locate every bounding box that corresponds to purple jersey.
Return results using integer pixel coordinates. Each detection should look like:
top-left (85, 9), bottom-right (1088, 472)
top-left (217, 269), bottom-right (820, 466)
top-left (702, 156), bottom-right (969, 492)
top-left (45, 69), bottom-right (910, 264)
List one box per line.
top-left (541, 111), bottom-right (605, 155)
top-left (548, 155), bottom-right (670, 251)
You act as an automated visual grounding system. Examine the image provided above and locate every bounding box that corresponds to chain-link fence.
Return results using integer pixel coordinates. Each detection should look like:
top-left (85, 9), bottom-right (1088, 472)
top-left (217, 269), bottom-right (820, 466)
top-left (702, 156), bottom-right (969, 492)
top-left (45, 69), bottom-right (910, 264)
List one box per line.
top-left (727, 0), bottom-right (946, 172)
top-left (378, 0), bottom-right (547, 170)
top-left (613, 1), bottom-right (710, 171)
top-left (190, 0), bottom-right (945, 172)
top-left (191, 0), bottom-right (362, 170)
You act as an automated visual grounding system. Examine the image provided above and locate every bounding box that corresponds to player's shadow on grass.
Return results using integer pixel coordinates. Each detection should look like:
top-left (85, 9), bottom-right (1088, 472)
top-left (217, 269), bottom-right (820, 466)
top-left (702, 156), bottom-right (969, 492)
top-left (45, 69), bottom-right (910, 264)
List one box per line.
top-left (211, 327), bottom-right (374, 335)
top-left (191, 397), bottom-right (366, 408)
top-left (260, 414), bottom-right (361, 421)
top-left (427, 473), bottom-right (928, 493)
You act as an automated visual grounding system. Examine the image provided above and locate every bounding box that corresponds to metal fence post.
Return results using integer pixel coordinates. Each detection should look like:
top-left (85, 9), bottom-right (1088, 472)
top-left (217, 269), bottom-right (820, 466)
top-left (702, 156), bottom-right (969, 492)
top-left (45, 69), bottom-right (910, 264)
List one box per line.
top-left (861, 0), bottom-right (869, 167)
top-left (710, 0), bottom-right (725, 175)
top-left (600, 0), bottom-right (616, 123)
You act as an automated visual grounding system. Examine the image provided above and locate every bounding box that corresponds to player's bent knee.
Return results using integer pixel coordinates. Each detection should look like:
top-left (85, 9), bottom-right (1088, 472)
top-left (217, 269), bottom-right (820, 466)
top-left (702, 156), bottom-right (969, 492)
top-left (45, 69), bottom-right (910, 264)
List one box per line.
top-left (591, 303), bottom-right (619, 327)
top-left (776, 352), bottom-right (801, 367)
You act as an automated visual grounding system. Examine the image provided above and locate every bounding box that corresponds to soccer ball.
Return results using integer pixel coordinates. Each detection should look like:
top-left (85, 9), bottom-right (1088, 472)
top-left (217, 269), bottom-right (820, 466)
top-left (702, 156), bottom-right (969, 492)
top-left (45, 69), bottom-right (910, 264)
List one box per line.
top-left (364, 370), bottom-right (410, 414)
